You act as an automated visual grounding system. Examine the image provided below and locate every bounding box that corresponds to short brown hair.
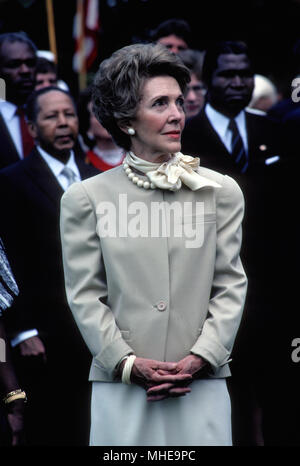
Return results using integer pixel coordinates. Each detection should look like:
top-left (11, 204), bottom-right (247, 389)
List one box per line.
top-left (92, 43), bottom-right (190, 151)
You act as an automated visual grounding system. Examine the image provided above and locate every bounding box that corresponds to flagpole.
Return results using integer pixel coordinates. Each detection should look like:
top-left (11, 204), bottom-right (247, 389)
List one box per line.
top-left (78, 0), bottom-right (87, 90)
top-left (45, 0), bottom-right (58, 63)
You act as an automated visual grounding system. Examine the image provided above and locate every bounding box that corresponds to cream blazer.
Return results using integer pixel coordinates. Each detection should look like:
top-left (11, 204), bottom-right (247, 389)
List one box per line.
top-left (60, 164), bottom-right (247, 382)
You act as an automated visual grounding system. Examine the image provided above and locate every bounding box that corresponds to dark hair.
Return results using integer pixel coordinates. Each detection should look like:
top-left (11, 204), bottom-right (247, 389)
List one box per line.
top-left (35, 57), bottom-right (57, 75)
top-left (92, 42), bottom-right (190, 151)
top-left (25, 86), bottom-right (76, 122)
top-left (77, 87), bottom-right (95, 150)
top-left (0, 31), bottom-right (37, 62)
top-left (202, 41), bottom-right (251, 86)
top-left (150, 18), bottom-right (191, 46)
top-left (178, 49), bottom-right (205, 81)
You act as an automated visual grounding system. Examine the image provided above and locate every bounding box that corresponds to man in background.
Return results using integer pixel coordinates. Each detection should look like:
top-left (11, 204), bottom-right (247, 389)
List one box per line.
top-left (150, 18), bottom-right (191, 54)
top-left (0, 86), bottom-right (98, 445)
top-left (34, 56), bottom-right (58, 90)
top-left (0, 32), bottom-right (36, 169)
top-left (182, 40), bottom-right (285, 446)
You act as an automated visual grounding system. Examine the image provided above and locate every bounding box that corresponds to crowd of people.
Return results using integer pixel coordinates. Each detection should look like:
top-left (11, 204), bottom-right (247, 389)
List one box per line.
top-left (0, 17), bottom-right (299, 447)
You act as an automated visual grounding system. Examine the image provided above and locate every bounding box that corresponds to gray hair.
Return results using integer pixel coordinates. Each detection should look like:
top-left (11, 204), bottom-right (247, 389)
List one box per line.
top-left (91, 43), bottom-right (190, 151)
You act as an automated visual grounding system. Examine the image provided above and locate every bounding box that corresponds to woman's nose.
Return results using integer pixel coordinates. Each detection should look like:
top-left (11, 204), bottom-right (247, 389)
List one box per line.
top-left (169, 102), bottom-right (184, 120)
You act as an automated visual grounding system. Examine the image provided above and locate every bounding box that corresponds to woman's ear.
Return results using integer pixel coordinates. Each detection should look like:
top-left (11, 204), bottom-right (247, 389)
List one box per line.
top-left (118, 121), bottom-right (135, 136)
top-left (127, 127), bottom-right (135, 136)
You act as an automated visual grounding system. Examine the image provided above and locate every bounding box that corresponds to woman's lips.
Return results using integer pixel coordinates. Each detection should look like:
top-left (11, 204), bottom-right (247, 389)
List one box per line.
top-left (164, 131), bottom-right (181, 139)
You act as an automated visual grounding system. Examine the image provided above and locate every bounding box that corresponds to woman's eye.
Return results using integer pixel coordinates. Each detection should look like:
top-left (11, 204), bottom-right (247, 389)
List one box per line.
top-left (153, 98), bottom-right (167, 107)
top-left (177, 97), bottom-right (185, 107)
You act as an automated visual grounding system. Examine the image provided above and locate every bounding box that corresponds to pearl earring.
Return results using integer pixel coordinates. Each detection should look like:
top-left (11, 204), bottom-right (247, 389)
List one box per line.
top-left (128, 128), bottom-right (135, 136)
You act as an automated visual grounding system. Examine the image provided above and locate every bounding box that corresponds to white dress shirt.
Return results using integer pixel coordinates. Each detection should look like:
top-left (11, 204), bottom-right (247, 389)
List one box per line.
top-left (37, 146), bottom-right (81, 189)
top-left (205, 103), bottom-right (248, 154)
top-left (10, 147), bottom-right (81, 347)
top-left (0, 100), bottom-right (24, 158)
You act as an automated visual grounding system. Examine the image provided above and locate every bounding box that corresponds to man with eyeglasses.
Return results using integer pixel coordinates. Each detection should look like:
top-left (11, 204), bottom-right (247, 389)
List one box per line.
top-left (178, 48), bottom-right (207, 119)
top-left (0, 32), bottom-right (37, 170)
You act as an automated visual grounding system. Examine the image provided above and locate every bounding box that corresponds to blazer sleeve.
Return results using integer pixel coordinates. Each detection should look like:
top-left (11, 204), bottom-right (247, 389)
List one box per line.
top-left (190, 175), bottom-right (248, 373)
top-left (60, 182), bottom-right (133, 379)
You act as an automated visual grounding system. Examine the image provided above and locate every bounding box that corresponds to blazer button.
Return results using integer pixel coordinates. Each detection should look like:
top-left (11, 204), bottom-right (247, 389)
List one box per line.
top-left (156, 301), bottom-right (167, 312)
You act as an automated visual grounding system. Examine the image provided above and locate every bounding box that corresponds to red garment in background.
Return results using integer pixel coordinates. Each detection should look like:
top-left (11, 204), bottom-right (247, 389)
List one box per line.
top-left (16, 107), bottom-right (34, 157)
top-left (85, 149), bottom-right (125, 172)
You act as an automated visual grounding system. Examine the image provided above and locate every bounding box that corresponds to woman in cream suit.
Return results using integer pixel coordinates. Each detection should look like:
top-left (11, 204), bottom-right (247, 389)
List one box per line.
top-left (60, 43), bottom-right (247, 446)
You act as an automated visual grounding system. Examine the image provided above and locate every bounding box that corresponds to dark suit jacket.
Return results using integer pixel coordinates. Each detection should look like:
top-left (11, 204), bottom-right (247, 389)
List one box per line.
top-left (181, 106), bottom-right (285, 268)
top-left (0, 147), bottom-right (99, 444)
top-left (0, 112), bottom-right (87, 170)
top-left (0, 112), bottom-right (21, 170)
top-left (182, 107), bottom-right (283, 178)
top-left (182, 107), bottom-right (285, 371)
top-left (0, 148), bottom-right (98, 352)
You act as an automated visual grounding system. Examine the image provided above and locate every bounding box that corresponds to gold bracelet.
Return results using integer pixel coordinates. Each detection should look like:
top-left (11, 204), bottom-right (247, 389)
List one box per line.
top-left (3, 389), bottom-right (27, 404)
top-left (3, 389), bottom-right (22, 402)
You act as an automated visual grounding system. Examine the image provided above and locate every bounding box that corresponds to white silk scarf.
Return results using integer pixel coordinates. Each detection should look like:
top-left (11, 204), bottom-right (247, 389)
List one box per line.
top-left (125, 151), bottom-right (221, 191)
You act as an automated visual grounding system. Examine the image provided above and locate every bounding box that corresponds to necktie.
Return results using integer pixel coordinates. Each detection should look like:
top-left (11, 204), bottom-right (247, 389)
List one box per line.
top-left (16, 107), bottom-right (35, 157)
top-left (228, 119), bottom-right (248, 173)
top-left (61, 166), bottom-right (77, 188)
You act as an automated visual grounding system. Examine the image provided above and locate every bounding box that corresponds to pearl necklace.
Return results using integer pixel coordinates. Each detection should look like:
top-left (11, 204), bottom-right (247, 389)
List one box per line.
top-left (123, 161), bottom-right (156, 190)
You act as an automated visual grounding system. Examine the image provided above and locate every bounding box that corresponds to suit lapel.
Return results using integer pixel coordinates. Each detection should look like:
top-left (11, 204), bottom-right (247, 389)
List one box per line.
top-left (199, 110), bottom-right (231, 156)
top-left (245, 112), bottom-right (256, 159)
top-left (23, 148), bottom-right (64, 207)
top-left (23, 149), bottom-right (98, 207)
top-left (76, 153), bottom-right (99, 180)
top-left (0, 113), bottom-right (20, 168)
top-left (245, 112), bottom-right (269, 168)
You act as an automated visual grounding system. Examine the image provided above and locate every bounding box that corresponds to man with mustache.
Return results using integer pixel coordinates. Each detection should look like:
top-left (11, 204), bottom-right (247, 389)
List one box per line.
top-left (0, 32), bottom-right (37, 170)
top-left (0, 87), bottom-right (98, 445)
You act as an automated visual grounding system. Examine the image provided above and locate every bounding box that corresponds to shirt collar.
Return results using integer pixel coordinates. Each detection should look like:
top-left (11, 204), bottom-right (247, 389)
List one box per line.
top-left (36, 146), bottom-right (80, 178)
top-left (205, 103), bottom-right (245, 137)
top-left (0, 101), bottom-right (18, 121)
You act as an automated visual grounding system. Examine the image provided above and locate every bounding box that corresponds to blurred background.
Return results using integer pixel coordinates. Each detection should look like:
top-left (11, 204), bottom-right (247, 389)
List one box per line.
top-left (1, 0), bottom-right (300, 100)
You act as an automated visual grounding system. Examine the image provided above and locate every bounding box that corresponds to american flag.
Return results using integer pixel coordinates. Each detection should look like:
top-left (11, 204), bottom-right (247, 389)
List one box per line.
top-left (73, 0), bottom-right (100, 75)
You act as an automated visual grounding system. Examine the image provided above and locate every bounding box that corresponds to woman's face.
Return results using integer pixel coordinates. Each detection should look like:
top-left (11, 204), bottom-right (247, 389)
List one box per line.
top-left (129, 75), bottom-right (185, 163)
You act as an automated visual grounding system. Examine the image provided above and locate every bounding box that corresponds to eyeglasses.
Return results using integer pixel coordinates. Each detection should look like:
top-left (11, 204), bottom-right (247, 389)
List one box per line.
top-left (186, 84), bottom-right (207, 95)
top-left (3, 58), bottom-right (36, 69)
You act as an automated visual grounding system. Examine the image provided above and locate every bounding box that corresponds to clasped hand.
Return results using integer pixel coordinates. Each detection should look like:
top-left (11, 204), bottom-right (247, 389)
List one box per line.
top-left (128, 354), bottom-right (207, 402)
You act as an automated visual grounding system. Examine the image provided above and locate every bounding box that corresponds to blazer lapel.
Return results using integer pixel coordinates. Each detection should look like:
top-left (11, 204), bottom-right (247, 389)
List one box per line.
top-left (195, 110), bottom-right (238, 173)
top-left (200, 111), bottom-right (231, 156)
top-left (245, 112), bottom-right (271, 169)
top-left (23, 149), bottom-right (98, 208)
top-left (75, 153), bottom-right (99, 179)
top-left (23, 149), bottom-right (64, 207)
top-left (245, 112), bottom-right (257, 160)
top-left (0, 113), bottom-right (20, 168)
